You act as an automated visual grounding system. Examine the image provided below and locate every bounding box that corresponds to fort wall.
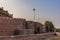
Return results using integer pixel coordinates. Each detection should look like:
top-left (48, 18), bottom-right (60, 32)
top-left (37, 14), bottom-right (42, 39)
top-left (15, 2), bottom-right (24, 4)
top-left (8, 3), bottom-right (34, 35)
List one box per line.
top-left (35, 22), bottom-right (46, 33)
top-left (0, 17), bottom-right (26, 29)
top-left (0, 17), bottom-right (26, 36)
top-left (26, 21), bottom-right (46, 34)
top-left (0, 18), bottom-right (46, 36)
top-left (0, 7), bottom-right (56, 40)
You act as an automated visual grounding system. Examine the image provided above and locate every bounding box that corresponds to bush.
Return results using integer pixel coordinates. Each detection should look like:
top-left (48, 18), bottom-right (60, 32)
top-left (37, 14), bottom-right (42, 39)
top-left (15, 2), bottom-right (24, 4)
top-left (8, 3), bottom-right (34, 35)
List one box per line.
top-left (56, 28), bottom-right (60, 32)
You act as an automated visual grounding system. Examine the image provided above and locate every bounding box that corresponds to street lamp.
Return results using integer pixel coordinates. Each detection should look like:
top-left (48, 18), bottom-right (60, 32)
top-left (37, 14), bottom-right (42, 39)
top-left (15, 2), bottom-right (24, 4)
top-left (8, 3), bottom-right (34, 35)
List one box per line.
top-left (33, 8), bottom-right (35, 21)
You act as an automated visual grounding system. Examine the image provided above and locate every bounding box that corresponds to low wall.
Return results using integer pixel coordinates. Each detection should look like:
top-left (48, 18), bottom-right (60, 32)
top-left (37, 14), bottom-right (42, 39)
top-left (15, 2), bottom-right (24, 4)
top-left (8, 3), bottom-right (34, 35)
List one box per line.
top-left (0, 32), bottom-right (56, 40)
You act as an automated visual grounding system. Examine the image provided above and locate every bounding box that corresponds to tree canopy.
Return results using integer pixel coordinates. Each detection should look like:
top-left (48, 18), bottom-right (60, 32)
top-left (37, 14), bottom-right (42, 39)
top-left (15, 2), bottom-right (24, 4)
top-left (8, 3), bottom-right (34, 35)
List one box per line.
top-left (45, 21), bottom-right (54, 32)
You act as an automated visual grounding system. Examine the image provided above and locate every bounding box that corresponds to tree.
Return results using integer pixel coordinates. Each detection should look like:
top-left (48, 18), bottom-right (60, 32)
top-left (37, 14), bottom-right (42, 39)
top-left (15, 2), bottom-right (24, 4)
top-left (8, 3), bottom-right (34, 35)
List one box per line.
top-left (45, 21), bottom-right (54, 32)
top-left (49, 22), bottom-right (54, 32)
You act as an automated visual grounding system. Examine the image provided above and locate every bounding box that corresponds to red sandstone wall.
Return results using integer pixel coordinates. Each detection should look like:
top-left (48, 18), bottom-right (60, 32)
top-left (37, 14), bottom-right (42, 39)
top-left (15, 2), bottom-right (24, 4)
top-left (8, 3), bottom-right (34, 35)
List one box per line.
top-left (26, 21), bottom-right (35, 29)
top-left (0, 17), bottom-right (46, 36)
top-left (19, 29), bottom-right (34, 35)
top-left (0, 29), bottom-right (14, 36)
top-left (26, 21), bottom-right (35, 33)
top-left (0, 17), bottom-right (26, 36)
top-left (0, 17), bottom-right (26, 29)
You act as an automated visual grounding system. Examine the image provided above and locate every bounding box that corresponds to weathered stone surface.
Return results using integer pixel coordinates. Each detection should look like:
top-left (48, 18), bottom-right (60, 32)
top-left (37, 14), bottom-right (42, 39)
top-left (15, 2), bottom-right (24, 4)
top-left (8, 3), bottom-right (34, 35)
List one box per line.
top-left (0, 33), bottom-right (55, 40)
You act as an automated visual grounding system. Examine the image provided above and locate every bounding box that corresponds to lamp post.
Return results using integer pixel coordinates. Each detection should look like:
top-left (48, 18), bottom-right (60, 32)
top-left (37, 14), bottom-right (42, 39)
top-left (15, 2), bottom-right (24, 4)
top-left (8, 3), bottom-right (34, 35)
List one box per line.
top-left (33, 8), bottom-right (36, 34)
top-left (33, 8), bottom-right (35, 21)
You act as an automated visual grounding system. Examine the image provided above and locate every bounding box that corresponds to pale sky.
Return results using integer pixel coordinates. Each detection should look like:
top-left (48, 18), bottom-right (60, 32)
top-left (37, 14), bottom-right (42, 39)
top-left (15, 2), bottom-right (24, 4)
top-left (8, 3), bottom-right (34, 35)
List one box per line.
top-left (0, 0), bottom-right (60, 28)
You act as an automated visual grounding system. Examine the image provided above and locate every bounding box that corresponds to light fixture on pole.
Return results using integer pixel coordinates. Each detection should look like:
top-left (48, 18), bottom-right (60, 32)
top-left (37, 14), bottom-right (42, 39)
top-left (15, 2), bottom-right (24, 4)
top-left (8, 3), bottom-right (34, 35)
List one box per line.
top-left (33, 8), bottom-right (35, 21)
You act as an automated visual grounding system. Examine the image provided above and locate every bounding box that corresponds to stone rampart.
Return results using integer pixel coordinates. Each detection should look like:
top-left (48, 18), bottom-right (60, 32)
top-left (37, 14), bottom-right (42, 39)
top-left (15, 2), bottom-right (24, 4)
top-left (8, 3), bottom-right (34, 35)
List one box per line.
top-left (0, 17), bottom-right (26, 36)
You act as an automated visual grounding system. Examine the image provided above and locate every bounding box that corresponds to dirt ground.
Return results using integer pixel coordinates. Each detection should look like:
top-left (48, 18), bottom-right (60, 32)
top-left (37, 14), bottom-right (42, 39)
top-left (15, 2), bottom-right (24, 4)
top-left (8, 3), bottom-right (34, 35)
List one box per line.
top-left (49, 32), bottom-right (60, 40)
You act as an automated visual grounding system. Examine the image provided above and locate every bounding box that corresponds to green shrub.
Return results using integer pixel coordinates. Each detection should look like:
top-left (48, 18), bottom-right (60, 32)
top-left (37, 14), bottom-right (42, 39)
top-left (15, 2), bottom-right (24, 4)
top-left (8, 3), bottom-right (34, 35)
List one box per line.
top-left (56, 28), bottom-right (60, 32)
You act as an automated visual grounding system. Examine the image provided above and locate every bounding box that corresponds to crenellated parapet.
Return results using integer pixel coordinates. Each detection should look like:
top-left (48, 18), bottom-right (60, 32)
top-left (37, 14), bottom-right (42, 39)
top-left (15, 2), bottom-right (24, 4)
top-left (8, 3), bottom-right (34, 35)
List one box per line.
top-left (0, 17), bottom-right (26, 31)
top-left (0, 17), bottom-right (25, 25)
